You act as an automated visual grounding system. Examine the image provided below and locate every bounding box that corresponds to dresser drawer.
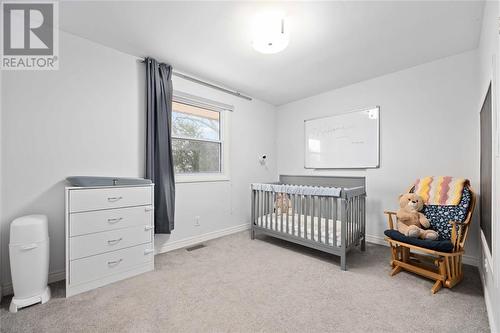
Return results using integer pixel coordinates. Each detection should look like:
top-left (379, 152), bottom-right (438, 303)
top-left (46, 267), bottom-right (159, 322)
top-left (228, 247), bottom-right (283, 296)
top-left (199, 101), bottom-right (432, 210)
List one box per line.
top-left (69, 186), bottom-right (152, 212)
top-left (70, 225), bottom-right (153, 260)
top-left (69, 243), bottom-right (154, 286)
top-left (70, 205), bottom-right (153, 237)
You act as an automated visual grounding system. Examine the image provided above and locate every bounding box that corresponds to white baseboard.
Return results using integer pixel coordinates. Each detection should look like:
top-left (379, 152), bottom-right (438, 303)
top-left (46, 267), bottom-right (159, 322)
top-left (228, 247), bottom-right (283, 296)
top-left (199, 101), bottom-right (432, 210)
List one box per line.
top-left (2, 269), bottom-right (66, 297)
top-left (156, 223), bottom-right (250, 254)
top-left (365, 233), bottom-right (480, 267)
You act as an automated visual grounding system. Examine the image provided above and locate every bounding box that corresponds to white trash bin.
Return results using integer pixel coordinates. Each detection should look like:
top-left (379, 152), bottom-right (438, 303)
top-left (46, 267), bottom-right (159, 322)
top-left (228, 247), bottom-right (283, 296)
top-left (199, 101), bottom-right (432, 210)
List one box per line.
top-left (9, 215), bottom-right (51, 313)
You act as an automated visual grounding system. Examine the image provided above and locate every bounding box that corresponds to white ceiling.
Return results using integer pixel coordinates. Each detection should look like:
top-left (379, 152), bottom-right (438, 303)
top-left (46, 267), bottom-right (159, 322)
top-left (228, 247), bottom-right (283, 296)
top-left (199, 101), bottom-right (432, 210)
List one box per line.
top-left (59, 1), bottom-right (485, 106)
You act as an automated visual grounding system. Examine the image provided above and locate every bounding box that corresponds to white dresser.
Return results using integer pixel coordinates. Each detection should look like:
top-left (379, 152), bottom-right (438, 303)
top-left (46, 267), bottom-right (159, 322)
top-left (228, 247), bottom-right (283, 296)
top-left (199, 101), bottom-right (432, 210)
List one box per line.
top-left (65, 184), bottom-right (154, 297)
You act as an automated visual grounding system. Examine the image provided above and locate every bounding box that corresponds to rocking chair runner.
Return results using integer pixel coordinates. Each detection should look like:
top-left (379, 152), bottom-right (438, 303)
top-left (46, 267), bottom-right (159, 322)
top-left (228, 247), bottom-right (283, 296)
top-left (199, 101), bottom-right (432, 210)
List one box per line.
top-left (384, 183), bottom-right (476, 294)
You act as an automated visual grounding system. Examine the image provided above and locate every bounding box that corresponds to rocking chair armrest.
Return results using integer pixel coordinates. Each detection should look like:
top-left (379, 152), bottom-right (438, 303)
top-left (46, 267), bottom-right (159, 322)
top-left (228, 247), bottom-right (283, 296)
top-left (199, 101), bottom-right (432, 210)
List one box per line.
top-left (449, 221), bottom-right (465, 251)
top-left (384, 210), bottom-right (398, 229)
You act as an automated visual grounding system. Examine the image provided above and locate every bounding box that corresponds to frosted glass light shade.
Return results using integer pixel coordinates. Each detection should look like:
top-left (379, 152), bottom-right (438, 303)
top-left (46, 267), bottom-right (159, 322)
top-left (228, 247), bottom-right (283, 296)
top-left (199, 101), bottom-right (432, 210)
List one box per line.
top-left (251, 12), bottom-right (289, 54)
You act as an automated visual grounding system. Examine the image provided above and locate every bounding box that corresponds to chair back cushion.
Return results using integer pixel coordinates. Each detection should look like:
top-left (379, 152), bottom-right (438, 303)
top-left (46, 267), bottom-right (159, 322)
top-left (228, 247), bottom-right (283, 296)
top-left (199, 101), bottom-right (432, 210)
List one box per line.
top-left (421, 187), bottom-right (472, 240)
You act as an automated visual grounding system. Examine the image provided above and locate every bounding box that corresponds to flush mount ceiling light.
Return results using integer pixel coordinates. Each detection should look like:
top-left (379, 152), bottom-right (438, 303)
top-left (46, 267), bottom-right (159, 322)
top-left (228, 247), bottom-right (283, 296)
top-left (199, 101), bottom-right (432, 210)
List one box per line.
top-left (251, 11), bottom-right (289, 54)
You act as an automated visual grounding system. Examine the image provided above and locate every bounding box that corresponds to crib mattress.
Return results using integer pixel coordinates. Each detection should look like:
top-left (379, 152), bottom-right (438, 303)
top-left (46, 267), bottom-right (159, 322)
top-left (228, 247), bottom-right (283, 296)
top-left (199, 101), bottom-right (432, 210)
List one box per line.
top-left (257, 213), bottom-right (341, 246)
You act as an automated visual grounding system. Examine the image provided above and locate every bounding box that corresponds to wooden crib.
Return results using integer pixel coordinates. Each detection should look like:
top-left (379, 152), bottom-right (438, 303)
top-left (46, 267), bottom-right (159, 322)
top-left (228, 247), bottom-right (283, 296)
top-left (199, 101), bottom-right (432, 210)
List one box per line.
top-left (251, 175), bottom-right (366, 270)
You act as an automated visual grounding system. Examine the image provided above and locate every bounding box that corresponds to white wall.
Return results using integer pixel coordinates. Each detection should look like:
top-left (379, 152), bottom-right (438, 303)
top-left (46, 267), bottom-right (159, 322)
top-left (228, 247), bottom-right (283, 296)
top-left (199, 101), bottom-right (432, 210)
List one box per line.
top-left (478, 1), bottom-right (500, 331)
top-left (0, 31), bottom-right (146, 287)
top-left (0, 31), bottom-right (277, 288)
top-left (276, 50), bottom-right (481, 262)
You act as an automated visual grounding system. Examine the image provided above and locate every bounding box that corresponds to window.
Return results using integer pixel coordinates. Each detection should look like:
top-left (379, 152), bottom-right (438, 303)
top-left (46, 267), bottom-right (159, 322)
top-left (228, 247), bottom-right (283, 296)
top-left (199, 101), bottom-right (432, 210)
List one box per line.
top-left (171, 96), bottom-right (229, 182)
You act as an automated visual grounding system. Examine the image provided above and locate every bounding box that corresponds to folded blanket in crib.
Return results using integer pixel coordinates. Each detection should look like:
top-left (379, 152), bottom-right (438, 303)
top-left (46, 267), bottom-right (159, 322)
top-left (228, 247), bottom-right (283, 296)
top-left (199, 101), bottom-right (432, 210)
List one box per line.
top-left (413, 176), bottom-right (468, 205)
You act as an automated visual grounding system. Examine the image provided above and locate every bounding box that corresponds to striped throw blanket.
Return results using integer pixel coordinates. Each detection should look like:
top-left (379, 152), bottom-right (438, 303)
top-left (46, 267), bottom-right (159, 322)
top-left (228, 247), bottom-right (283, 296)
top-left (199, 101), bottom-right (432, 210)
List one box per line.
top-left (413, 176), bottom-right (469, 205)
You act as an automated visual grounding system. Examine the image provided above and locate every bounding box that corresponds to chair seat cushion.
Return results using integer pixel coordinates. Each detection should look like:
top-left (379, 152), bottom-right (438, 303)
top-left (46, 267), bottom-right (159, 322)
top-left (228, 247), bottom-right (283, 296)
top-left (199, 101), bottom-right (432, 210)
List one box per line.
top-left (384, 229), bottom-right (454, 252)
top-left (421, 187), bottom-right (472, 240)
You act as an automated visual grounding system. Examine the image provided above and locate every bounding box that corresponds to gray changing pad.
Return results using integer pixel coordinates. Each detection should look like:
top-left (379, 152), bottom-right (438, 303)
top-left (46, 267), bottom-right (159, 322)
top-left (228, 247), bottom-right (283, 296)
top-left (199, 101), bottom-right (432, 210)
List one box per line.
top-left (66, 176), bottom-right (152, 187)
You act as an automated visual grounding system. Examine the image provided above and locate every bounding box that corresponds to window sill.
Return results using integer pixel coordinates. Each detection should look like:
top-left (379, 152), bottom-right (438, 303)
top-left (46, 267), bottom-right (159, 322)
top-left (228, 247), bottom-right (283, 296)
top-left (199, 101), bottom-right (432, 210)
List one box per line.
top-left (175, 174), bottom-right (230, 184)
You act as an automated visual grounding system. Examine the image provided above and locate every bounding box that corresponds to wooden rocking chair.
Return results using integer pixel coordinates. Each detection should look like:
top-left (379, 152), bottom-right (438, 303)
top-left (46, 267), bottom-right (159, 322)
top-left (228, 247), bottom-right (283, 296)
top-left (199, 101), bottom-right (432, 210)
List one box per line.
top-left (384, 183), bottom-right (476, 294)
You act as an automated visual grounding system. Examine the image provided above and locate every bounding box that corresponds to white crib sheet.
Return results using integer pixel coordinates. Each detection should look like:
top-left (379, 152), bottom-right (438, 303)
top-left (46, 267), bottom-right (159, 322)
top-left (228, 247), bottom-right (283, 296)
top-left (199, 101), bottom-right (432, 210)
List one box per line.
top-left (257, 213), bottom-right (341, 246)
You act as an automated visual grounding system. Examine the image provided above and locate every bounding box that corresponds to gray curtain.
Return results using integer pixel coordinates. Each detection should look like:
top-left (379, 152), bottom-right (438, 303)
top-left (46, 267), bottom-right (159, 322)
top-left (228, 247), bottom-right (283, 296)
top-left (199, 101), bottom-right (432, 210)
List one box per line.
top-left (145, 57), bottom-right (175, 233)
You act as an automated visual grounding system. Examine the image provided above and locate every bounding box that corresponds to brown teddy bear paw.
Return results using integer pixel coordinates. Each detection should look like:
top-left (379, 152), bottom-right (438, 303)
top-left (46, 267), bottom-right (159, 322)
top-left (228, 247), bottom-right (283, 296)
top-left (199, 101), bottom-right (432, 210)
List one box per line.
top-left (423, 231), bottom-right (438, 241)
top-left (407, 227), bottom-right (420, 238)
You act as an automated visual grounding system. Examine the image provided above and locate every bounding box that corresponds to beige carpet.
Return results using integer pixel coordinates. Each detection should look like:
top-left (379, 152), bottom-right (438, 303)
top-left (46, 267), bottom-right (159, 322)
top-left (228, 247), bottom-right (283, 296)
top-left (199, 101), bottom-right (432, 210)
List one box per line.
top-left (0, 231), bottom-right (489, 333)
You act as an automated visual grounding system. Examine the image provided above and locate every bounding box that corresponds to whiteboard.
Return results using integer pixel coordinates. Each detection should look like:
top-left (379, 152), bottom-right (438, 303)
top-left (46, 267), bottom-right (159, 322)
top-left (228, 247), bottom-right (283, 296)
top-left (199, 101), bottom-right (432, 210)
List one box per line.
top-left (304, 107), bottom-right (380, 169)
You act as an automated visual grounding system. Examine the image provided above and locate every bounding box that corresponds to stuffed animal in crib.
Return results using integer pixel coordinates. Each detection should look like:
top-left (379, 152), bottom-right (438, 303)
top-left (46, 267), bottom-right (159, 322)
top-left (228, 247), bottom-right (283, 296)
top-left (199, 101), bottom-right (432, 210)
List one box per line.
top-left (275, 193), bottom-right (292, 215)
top-left (396, 193), bottom-right (438, 240)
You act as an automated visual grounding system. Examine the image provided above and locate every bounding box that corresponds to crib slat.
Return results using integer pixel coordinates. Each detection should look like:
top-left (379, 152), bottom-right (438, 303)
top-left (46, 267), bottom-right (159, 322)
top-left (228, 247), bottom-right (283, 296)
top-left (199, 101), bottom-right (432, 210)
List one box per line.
top-left (260, 190), bottom-right (263, 227)
top-left (262, 191), bottom-right (266, 228)
top-left (272, 191), bottom-right (275, 230)
top-left (356, 196), bottom-right (359, 240)
top-left (333, 198), bottom-right (338, 221)
top-left (294, 195), bottom-right (298, 237)
top-left (352, 197), bottom-right (355, 244)
top-left (341, 199), bottom-right (346, 249)
top-left (287, 195), bottom-right (291, 234)
top-left (258, 190), bottom-right (262, 227)
top-left (280, 193), bottom-right (284, 233)
top-left (251, 190), bottom-right (255, 228)
top-left (358, 197), bottom-right (361, 241)
top-left (300, 195), bottom-right (307, 238)
top-left (318, 197), bottom-right (323, 243)
top-left (347, 199), bottom-right (350, 246)
top-left (325, 198), bottom-right (330, 246)
top-left (350, 199), bottom-right (354, 245)
top-left (304, 195), bottom-right (307, 238)
top-left (262, 190), bottom-right (266, 227)
top-left (351, 197), bottom-right (354, 244)
top-left (285, 194), bottom-right (289, 234)
top-left (284, 193), bottom-right (287, 234)
top-left (364, 196), bottom-right (366, 235)
top-left (266, 191), bottom-right (270, 229)
top-left (290, 197), bottom-right (292, 234)
top-left (332, 198), bottom-right (336, 247)
top-left (351, 199), bottom-right (354, 245)
top-left (329, 197), bottom-right (332, 246)
top-left (253, 191), bottom-right (260, 225)
top-left (304, 195), bottom-right (308, 239)
top-left (311, 196), bottom-right (315, 240)
top-left (355, 198), bottom-right (358, 243)
top-left (273, 191), bottom-right (276, 230)
top-left (304, 195), bottom-right (312, 239)
top-left (297, 195), bottom-right (301, 237)
top-left (300, 195), bottom-right (304, 237)
top-left (346, 199), bottom-right (349, 246)
top-left (291, 194), bottom-right (295, 236)
top-left (270, 191), bottom-right (273, 230)
top-left (356, 197), bottom-right (359, 241)
top-left (338, 198), bottom-right (341, 247)
top-left (350, 199), bottom-right (353, 246)
top-left (296, 195), bottom-right (299, 237)
top-left (303, 196), bottom-right (307, 239)
top-left (357, 197), bottom-right (360, 241)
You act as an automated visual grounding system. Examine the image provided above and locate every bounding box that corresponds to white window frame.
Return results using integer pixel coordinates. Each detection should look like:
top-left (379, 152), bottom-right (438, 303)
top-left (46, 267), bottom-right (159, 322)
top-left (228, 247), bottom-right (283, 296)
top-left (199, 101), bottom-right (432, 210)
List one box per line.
top-left (172, 91), bottom-right (231, 183)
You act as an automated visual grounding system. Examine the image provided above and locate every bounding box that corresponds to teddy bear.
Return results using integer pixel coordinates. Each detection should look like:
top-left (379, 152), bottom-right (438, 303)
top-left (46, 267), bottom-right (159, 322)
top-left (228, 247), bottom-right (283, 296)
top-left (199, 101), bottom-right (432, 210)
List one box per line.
top-left (396, 193), bottom-right (438, 240)
top-left (275, 193), bottom-right (292, 215)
